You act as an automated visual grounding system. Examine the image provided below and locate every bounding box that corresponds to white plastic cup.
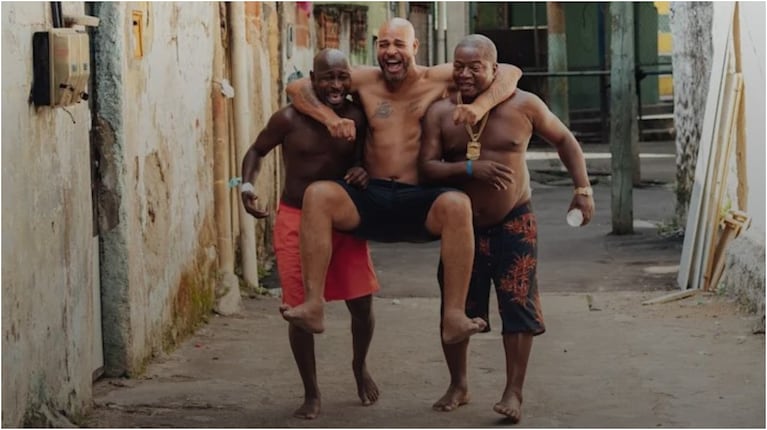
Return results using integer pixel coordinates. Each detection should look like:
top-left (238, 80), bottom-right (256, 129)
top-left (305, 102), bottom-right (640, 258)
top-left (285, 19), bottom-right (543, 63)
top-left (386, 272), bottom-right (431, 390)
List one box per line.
top-left (566, 208), bottom-right (584, 227)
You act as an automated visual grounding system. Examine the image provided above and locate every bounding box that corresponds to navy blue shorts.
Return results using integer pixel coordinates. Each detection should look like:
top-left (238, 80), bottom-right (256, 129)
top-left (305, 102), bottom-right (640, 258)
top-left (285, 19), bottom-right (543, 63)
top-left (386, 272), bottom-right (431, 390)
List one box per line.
top-left (438, 201), bottom-right (545, 335)
top-left (335, 179), bottom-right (458, 243)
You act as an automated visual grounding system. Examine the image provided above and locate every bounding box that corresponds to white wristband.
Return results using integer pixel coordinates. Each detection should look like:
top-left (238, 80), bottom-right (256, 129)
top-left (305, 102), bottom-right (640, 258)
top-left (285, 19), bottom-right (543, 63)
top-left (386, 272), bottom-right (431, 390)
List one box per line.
top-left (240, 182), bottom-right (255, 193)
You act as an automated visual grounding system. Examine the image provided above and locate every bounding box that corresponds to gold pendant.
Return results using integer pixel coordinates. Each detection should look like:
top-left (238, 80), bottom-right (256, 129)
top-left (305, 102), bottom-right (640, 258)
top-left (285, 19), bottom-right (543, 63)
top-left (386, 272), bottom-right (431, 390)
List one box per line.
top-left (466, 140), bottom-right (481, 160)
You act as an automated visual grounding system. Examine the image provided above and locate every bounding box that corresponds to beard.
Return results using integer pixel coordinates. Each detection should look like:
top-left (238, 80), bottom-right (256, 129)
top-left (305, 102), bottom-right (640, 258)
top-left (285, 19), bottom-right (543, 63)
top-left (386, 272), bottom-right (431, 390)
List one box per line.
top-left (379, 57), bottom-right (410, 83)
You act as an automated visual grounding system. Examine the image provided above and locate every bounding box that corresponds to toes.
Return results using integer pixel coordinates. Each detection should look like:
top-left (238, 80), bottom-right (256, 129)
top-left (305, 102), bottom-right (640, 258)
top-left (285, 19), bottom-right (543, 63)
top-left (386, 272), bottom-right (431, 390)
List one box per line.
top-left (493, 403), bottom-right (520, 423)
top-left (472, 317), bottom-right (488, 331)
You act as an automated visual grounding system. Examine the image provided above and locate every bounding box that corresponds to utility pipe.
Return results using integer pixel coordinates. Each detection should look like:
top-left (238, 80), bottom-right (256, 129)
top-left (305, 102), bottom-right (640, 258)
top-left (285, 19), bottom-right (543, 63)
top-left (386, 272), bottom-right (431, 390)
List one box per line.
top-left (546, 2), bottom-right (569, 126)
top-left (439, 2), bottom-right (447, 63)
top-left (213, 5), bottom-right (234, 278)
top-left (211, 2), bottom-right (241, 314)
top-left (229, 2), bottom-right (260, 289)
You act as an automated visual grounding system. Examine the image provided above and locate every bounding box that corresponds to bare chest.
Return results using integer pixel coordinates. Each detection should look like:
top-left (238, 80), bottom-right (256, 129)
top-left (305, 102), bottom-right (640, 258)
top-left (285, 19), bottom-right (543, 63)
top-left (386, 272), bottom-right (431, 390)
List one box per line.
top-left (285, 122), bottom-right (355, 159)
top-left (360, 83), bottom-right (444, 131)
top-left (441, 109), bottom-right (532, 160)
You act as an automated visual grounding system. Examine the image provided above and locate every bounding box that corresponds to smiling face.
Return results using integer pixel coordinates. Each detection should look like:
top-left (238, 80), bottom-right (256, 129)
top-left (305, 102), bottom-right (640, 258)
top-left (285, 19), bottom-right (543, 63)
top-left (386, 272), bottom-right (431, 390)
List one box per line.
top-left (310, 49), bottom-right (351, 110)
top-left (452, 43), bottom-right (497, 102)
top-left (376, 18), bottom-right (418, 84)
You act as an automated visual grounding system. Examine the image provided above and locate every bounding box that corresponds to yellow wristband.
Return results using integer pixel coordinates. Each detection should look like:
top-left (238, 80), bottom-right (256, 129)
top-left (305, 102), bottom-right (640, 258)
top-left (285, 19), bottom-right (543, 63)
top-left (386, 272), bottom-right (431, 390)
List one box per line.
top-left (574, 186), bottom-right (593, 197)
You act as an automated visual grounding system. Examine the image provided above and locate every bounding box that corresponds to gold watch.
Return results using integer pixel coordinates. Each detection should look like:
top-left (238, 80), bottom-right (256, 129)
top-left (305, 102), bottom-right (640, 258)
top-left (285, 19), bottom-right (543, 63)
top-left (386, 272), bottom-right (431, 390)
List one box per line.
top-left (574, 186), bottom-right (593, 197)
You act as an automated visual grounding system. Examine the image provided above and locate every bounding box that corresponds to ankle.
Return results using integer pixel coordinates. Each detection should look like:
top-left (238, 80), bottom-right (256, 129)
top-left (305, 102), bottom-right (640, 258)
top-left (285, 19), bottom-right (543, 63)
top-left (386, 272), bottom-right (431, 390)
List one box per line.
top-left (449, 378), bottom-right (468, 391)
top-left (352, 358), bottom-right (367, 371)
top-left (443, 309), bottom-right (467, 319)
top-left (503, 387), bottom-right (523, 402)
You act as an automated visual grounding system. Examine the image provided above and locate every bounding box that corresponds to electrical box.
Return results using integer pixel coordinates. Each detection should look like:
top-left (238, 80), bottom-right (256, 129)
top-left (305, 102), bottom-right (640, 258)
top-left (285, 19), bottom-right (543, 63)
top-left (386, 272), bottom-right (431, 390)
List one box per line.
top-left (32, 28), bottom-right (90, 107)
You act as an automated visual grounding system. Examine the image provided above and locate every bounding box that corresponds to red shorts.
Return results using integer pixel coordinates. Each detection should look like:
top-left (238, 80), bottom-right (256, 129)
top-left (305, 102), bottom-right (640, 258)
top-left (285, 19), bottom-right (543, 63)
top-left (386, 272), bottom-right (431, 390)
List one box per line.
top-left (273, 202), bottom-right (379, 307)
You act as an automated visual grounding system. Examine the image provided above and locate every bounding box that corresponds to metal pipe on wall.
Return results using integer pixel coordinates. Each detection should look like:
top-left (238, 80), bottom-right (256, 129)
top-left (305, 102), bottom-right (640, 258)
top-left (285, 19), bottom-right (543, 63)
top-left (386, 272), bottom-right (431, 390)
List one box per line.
top-left (229, 2), bottom-right (260, 290)
top-left (546, 2), bottom-right (569, 126)
top-left (211, 2), bottom-right (241, 314)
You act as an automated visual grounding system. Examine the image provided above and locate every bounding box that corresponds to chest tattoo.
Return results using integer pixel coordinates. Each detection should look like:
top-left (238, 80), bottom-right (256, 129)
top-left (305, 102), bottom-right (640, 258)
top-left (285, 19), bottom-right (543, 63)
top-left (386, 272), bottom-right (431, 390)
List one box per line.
top-left (407, 100), bottom-right (420, 113)
top-left (373, 101), bottom-right (393, 119)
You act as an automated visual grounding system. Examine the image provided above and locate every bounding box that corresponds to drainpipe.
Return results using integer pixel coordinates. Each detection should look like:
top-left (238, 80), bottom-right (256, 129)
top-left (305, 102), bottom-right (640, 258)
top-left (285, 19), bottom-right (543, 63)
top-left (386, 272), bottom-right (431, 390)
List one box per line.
top-left (212, 2), bottom-right (241, 314)
top-left (546, 2), bottom-right (569, 127)
top-left (229, 2), bottom-right (260, 290)
top-left (433, 2), bottom-right (447, 64)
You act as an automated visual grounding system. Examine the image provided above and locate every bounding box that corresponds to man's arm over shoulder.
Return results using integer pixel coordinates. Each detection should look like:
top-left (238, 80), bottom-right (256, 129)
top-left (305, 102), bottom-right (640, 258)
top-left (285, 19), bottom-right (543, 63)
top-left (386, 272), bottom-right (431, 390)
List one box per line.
top-left (419, 99), bottom-right (469, 185)
top-left (471, 64), bottom-right (522, 115)
top-left (451, 63), bottom-right (522, 126)
top-left (349, 66), bottom-right (381, 92)
top-left (284, 66), bottom-right (379, 141)
top-left (423, 63), bottom-right (454, 85)
top-left (285, 77), bottom-right (337, 128)
top-left (285, 77), bottom-right (354, 141)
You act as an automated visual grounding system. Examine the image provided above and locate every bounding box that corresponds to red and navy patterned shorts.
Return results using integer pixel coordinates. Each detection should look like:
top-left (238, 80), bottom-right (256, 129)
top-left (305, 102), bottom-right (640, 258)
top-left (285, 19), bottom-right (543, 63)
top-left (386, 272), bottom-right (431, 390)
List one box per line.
top-left (438, 201), bottom-right (545, 336)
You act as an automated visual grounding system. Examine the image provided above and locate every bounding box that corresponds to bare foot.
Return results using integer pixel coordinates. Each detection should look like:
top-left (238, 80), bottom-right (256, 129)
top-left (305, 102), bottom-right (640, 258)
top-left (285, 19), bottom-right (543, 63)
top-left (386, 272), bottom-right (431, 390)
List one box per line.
top-left (442, 312), bottom-right (486, 344)
top-left (432, 384), bottom-right (469, 412)
top-left (353, 362), bottom-right (379, 406)
top-left (280, 302), bottom-right (325, 334)
top-left (493, 391), bottom-right (522, 423)
top-left (293, 397), bottom-right (321, 420)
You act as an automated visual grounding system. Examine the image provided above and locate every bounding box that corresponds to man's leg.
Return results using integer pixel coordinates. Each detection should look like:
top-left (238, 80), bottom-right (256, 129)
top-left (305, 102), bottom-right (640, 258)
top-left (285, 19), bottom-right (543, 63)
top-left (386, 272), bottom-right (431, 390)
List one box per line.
top-left (288, 324), bottom-right (321, 419)
top-left (425, 191), bottom-right (486, 344)
top-left (281, 181), bottom-right (361, 333)
top-left (493, 333), bottom-right (534, 423)
top-left (344, 295), bottom-right (379, 405)
top-left (433, 340), bottom-right (470, 411)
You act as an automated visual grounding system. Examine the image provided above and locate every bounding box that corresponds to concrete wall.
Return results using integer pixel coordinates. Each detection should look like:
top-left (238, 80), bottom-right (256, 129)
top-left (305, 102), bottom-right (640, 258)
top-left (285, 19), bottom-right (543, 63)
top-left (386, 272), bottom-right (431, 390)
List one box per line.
top-left (720, 1), bottom-right (765, 322)
top-left (91, 1), bottom-right (300, 376)
top-left (2, 2), bottom-right (99, 426)
top-left (92, 1), bottom-right (221, 377)
top-left (2, 0), bottom-right (316, 425)
top-left (736, 1), bottom-right (765, 233)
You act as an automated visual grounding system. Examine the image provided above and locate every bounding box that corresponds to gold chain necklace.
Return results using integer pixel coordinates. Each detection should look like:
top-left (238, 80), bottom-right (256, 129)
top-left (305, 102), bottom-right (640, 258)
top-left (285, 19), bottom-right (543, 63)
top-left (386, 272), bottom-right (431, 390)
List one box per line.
top-left (457, 92), bottom-right (489, 160)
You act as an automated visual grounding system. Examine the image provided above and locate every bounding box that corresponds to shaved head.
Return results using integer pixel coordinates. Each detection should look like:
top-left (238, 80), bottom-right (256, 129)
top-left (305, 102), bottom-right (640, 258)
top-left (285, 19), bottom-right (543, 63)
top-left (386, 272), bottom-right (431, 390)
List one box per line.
top-left (313, 48), bottom-right (349, 73)
top-left (378, 17), bottom-right (415, 40)
top-left (455, 34), bottom-right (498, 64)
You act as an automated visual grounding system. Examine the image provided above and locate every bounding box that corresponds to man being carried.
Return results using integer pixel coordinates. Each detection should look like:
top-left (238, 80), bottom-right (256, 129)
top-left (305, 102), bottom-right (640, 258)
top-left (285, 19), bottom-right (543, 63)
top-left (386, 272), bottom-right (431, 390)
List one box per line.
top-left (241, 49), bottom-right (379, 420)
top-left (282, 18), bottom-right (524, 346)
top-left (420, 34), bottom-right (595, 423)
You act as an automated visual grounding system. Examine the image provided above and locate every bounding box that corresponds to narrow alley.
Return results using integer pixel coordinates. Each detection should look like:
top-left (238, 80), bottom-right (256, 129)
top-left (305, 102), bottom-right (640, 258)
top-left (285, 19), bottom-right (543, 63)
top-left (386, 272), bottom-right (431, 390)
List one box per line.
top-left (84, 145), bottom-right (765, 428)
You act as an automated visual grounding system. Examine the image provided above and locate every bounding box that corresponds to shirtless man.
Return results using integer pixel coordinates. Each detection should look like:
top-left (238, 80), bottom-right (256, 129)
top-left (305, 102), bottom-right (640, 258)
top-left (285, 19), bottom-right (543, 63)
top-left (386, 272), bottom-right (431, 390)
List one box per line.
top-left (420, 35), bottom-right (594, 423)
top-left (282, 18), bottom-right (523, 346)
top-left (241, 49), bottom-right (380, 419)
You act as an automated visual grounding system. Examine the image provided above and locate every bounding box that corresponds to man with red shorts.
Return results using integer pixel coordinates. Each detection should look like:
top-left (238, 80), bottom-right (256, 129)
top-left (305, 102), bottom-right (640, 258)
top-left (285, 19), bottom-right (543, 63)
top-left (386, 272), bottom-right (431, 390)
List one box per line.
top-left (240, 49), bottom-right (379, 420)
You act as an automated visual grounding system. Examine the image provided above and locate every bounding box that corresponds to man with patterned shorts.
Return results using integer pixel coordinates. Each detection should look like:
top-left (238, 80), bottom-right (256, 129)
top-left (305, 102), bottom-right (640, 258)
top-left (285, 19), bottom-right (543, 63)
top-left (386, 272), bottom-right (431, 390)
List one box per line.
top-left (420, 35), bottom-right (595, 423)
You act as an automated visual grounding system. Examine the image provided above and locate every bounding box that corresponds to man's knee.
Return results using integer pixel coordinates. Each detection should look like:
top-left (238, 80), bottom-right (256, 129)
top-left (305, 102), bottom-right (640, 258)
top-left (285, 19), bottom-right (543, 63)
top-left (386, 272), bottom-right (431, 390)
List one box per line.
top-left (431, 191), bottom-right (472, 224)
top-left (304, 180), bottom-right (344, 210)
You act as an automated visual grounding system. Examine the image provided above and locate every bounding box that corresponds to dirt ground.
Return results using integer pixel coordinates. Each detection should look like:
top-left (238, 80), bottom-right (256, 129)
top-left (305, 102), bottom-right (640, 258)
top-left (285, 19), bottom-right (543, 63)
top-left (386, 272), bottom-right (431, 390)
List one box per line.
top-left (86, 292), bottom-right (764, 428)
top-left (84, 143), bottom-right (765, 428)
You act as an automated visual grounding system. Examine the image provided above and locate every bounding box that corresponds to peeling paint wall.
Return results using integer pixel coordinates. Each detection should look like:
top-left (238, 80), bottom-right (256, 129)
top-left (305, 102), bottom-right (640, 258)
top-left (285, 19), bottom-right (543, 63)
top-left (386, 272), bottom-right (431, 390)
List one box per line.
top-left (92, 1), bottom-right (312, 376)
top-left (3, 1), bottom-right (317, 425)
top-left (2, 2), bottom-right (99, 426)
top-left (92, 2), bottom-right (222, 376)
